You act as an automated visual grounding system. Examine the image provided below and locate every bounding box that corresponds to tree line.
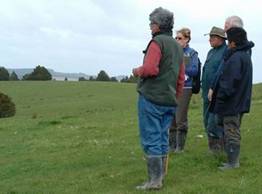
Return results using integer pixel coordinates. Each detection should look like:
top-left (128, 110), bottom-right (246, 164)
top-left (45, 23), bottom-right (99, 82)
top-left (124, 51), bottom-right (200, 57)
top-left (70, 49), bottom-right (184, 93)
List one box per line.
top-left (0, 65), bottom-right (52, 81)
top-left (0, 66), bottom-right (138, 83)
top-left (79, 70), bottom-right (138, 83)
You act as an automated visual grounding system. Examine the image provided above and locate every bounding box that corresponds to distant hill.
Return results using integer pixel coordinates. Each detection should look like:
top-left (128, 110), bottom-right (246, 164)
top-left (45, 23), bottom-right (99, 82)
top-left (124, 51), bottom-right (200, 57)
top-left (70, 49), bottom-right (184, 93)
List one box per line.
top-left (7, 68), bottom-right (129, 81)
top-left (7, 68), bottom-right (92, 81)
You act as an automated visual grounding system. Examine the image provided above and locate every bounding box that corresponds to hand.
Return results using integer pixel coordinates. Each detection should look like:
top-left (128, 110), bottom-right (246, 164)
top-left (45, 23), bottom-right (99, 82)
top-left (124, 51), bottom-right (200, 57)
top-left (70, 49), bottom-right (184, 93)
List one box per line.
top-left (132, 68), bottom-right (138, 77)
top-left (208, 89), bottom-right (213, 102)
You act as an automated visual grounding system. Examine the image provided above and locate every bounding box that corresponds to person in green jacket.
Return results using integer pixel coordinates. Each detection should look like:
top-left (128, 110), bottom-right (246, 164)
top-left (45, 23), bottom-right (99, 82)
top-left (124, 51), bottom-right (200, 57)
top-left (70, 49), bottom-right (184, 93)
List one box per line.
top-left (133, 7), bottom-right (184, 190)
top-left (201, 26), bottom-right (227, 153)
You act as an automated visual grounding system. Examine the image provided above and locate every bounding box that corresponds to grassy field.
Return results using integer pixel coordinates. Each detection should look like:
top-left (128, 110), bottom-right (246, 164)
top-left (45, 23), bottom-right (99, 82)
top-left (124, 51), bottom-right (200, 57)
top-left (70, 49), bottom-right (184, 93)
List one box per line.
top-left (0, 81), bottom-right (262, 194)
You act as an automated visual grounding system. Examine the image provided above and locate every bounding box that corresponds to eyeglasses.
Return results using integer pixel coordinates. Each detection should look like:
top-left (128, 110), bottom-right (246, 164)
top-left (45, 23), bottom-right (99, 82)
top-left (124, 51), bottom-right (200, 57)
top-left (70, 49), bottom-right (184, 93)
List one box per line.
top-left (175, 37), bottom-right (183, 40)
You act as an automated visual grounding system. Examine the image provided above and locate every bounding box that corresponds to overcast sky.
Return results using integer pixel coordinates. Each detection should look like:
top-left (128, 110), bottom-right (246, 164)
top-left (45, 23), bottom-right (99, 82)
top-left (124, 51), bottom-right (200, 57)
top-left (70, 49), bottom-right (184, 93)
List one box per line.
top-left (1, 0), bottom-right (261, 83)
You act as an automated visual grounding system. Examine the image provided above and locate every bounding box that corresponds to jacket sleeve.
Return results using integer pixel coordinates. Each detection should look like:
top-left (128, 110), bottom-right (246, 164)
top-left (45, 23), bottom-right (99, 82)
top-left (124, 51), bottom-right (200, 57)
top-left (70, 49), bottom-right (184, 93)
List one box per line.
top-left (210, 61), bottom-right (224, 90)
top-left (134, 41), bottom-right (161, 78)
top-left (176, 62), bottom-right (185, 97)
top-left (210, 47), bottom-right (227, 89)
top-left (216, 54), bottom-right (242, 100)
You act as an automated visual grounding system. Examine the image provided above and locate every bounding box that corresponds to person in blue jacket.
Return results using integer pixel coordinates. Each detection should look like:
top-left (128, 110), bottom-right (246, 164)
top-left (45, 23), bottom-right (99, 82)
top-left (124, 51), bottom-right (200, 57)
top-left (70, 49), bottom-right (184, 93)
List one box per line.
top-left (169, 27), bottom-right (199, 152)
top-left (209, 27), bottom-right (254, 170)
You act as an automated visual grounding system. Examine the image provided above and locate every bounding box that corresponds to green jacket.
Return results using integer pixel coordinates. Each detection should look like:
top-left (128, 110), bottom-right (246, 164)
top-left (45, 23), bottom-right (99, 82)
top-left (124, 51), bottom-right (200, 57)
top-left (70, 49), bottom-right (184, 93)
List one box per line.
top-left (137, 33), bottom-right (183, 106)
top-left (201, 42), bottom-right (227, 101)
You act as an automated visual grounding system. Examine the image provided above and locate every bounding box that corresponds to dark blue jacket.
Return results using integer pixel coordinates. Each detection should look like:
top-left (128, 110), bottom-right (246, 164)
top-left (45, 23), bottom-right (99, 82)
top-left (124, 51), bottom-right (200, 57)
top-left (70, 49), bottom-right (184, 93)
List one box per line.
top-left (210, 41), bottom-right (254, 116)
top-left (183, 46), bottom-right (198, 88)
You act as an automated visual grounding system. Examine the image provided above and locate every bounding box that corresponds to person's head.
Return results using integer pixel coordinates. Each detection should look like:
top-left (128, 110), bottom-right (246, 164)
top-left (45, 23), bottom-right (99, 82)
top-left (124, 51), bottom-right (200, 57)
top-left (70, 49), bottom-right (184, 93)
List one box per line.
top-left (176, 28), bottom-right (191, 48)
top-left (224, 16), bottom-right (244, 31)
top-left (226, 27), bottom-right (247, 48)
top-left (149, 7), bottom-right (174, 35)
top-left (207, 26), bottom-right (226, 48)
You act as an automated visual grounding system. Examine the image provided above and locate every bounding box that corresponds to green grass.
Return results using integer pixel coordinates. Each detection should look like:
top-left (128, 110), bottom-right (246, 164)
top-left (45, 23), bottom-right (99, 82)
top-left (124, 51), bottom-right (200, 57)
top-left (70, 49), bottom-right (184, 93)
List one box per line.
top-left (0, 81), bottom-right (262, 194)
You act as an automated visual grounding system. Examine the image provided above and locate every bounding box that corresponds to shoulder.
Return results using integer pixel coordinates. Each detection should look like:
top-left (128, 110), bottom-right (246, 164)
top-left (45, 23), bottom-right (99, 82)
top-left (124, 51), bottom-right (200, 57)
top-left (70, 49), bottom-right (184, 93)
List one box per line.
top-left (207, 48), bottom-right (214, 55)
top-left (226, 51), bottom-right (242, 65)
top-left (154, 34), bottom-right (173, 41)
top-left (153, 35), bottom-right (181, 52)
top-left (187, 47), bottom-right (198, 57)
top-left (218, 43), bottom-right (228, 53)
top-left (233, 50), bottom-right (251, 63)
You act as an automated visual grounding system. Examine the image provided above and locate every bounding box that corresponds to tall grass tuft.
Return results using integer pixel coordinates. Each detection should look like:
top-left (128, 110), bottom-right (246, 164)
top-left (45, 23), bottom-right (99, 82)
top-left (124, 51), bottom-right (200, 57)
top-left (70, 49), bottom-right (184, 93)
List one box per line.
top-left (0, 92), bottom-right (16, 118)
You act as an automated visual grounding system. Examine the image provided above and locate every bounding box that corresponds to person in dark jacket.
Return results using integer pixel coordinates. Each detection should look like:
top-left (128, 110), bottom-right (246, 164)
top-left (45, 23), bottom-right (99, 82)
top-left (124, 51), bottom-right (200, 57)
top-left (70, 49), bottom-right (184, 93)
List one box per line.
top-left (209, 27), bottom-right (254, 170)
top-left (208, 15), bottom-right (245, 97)
top-left (201, 26), bottom-right (227, 153)
top-left (207, 16), bottom-right (246, 153)
top-left (133, 7), bottom-right (184, 190)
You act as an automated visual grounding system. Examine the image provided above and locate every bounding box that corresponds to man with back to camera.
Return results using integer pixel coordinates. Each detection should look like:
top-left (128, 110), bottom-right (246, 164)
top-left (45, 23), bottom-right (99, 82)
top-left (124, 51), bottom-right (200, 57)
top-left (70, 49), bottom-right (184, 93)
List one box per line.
top-left (133, 7), bottom-right (184, 190)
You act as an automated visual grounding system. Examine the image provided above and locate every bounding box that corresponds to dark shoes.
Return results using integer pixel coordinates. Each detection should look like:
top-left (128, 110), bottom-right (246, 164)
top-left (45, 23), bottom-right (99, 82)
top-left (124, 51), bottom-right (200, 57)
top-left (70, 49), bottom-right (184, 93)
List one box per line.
top-left (218, 162), bottom-right (240, 170)
top-left (136, 181), bottom-right (162, 190)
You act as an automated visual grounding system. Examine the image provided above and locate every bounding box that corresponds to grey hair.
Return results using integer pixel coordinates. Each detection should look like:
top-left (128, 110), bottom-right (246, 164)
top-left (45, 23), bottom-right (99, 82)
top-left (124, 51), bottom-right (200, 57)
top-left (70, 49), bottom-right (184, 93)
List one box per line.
top-left (226, 16), bottom-right (244, 28)
top-left (149, 7), bottom-right (174, 32)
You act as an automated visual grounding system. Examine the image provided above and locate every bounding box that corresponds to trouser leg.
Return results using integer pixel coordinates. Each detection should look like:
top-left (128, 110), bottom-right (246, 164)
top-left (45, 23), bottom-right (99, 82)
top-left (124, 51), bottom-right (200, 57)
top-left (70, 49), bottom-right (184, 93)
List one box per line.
top-left (219, 114), bottom-right (241, 170)
top-left (175, 88), bottom-right (192, 152)
top-left (169, 118), bottom-right (177, 152)
top-left (207, 114), bottom-right (224, 153)
top-left (138, 94), bottom-right (175, 156)
top-left (137, 95), bottom-right (175, 189)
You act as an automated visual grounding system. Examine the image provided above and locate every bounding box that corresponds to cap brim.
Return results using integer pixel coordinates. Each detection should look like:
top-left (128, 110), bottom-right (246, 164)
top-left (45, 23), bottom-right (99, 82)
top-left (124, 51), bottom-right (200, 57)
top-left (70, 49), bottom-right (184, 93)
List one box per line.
top-left (204, 33), bottom-right (227, 39)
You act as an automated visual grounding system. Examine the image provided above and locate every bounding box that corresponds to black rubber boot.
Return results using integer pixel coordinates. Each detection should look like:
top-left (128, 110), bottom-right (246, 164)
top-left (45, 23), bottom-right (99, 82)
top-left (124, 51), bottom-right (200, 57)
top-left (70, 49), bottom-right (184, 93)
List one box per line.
top-left (208, 136), bottom-right (224, 154)
top-left (219, 144), bottom-right (240, 170)
top-left (136, 156), bottom-right (163, 190)
top-left (162, 155), bottom-right (168, 178)
top-left (175, 131), bottom-right (187, 153)
top-left (208, 136), bottom-right (215, 152)
top-left (169, 129), bottom-right (177, 152)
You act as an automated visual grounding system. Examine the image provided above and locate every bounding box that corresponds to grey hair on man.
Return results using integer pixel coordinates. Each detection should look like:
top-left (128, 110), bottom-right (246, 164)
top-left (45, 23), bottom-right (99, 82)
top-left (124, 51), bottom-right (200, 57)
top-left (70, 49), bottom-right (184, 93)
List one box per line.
top-left (224, 15), bottom-right (244, 31)
top-left (149, 7), bottom-right (174, 32)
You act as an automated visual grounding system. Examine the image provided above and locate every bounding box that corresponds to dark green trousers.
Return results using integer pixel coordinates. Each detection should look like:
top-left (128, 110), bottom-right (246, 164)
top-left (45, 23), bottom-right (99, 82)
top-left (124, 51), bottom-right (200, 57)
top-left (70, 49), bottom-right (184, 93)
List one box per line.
top-left (217, 114), bottom-right (242, 146)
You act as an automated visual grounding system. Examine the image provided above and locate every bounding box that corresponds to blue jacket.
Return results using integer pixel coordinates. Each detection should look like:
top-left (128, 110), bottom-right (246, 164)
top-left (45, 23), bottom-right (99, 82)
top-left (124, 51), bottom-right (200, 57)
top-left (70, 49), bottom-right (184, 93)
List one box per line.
top-left (210, 41), bottom-right (254, 116)
top-left (183, 46), bottom-right (198, 88)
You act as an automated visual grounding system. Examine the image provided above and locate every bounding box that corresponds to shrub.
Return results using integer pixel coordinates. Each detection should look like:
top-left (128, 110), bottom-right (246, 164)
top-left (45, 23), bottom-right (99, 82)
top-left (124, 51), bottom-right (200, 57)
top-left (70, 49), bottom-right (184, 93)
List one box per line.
top-left (23, 65), bottom-right (52, 80)
top-left (96, 70), bottom-right (110, 81)
top-left (0, 67), bottom-right (10, 81)
top-left (110, 77), bottom-right (118, 82)
top-left (78, 77), bottom-right (87, 81)
top-left (0, 92), bottom-right (16, 118)
top-left (89, 76), bottom-right (95, 81)
top-left (120, 75), bottom-right (137, 83)
top-left (10, 71), bottom-right (19, 81)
